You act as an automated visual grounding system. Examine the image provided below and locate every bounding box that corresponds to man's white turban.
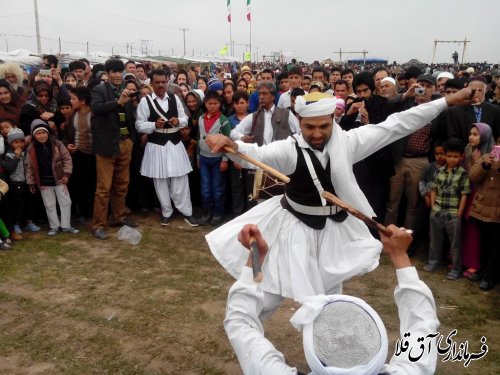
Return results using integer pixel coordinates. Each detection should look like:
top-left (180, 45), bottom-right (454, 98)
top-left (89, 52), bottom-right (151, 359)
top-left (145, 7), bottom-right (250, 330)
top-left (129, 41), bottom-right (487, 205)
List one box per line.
top-left (295, 92), bottom-right (337, 117)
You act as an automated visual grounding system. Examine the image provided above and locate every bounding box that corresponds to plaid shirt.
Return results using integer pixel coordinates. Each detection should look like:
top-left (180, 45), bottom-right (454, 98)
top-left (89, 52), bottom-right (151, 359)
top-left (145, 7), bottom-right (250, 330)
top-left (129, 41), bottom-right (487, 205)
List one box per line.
top-left (431, 165), bottom-right (470, 219)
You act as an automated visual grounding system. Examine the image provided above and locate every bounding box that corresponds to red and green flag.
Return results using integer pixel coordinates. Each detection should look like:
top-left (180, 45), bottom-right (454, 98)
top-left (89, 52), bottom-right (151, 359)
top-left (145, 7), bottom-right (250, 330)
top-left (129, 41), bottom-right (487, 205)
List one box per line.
top-left (227, 0), bottom-right (231, 22)
top-left (246, 0), bottom-right (251, 21)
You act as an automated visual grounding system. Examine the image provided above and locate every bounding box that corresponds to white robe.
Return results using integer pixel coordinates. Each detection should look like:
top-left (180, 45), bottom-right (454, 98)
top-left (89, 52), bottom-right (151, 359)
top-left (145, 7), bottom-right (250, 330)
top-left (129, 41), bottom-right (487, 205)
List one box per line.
top-left (207, 98), bottom-right (448, 300)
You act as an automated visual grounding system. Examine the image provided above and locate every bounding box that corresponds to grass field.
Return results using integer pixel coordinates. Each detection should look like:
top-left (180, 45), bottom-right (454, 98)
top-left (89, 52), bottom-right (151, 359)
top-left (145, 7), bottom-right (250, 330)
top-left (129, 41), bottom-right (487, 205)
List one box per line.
top-left (0, 214), bottom-right (498, 374)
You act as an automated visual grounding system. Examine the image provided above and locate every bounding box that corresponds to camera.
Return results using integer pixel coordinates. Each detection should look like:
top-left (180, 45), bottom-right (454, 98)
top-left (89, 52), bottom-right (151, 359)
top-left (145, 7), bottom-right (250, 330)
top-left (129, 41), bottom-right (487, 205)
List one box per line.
top-left (415, 87), bottom-right (425, 95)
top-left (128, 91), bottom-right (141, 98)
top-left (39, 69), bottom-right (51, 76)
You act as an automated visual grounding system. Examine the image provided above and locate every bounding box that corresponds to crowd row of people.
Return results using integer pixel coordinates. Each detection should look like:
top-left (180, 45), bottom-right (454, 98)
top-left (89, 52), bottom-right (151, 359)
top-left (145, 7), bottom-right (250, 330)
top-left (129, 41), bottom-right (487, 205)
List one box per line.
top-left (0, 54), bottom-right (498, 289)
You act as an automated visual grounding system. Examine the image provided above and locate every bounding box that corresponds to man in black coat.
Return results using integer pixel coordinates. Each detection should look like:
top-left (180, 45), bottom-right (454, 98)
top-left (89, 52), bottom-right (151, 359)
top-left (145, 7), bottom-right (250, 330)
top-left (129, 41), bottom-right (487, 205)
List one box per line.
top-left (447, 76), bottom-right (500, 142)
top-left (340, 71), bottom-right (393, 224)
top-left (90, 58), bottom-right (137, 240)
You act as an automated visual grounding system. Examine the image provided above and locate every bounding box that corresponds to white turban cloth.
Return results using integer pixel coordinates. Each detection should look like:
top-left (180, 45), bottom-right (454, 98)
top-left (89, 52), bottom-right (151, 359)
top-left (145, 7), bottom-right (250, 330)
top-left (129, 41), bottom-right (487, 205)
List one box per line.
top-left (380, 77), bottom-right (396, 86)
top-left (290, 294), bottom-right (388, 375)
top-left (295, 93), bottom-right (337, 117)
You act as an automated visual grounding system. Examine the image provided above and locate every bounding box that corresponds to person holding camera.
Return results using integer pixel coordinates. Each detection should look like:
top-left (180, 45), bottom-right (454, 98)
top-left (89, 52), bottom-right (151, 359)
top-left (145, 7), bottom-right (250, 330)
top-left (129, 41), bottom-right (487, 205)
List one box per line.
top-left (135, 69), bottom-right (198, 227)
top-left (385, 74), bottom-right (440, 229)
top-left (90, 58), bottom-right (138, 240)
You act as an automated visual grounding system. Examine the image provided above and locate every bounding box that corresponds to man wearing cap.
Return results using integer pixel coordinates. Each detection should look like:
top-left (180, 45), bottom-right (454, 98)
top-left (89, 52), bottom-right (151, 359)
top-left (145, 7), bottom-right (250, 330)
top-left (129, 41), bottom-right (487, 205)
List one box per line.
top-left (91, 58), bottom-right (138, 240)
top-left (224, 224), bottom-right (439, 375)
top-left (379, 77), bottom-right (398, 100)
top-left (436, 72), bottom-right (454, 95)
top-left (206, 88), bottom-right (474, 307)
top-left (68, 60), bottom-right (88, 87)
top-left (447, 75), bottom-right (500, 144)
top-left (135, 69), bottom-right (198, 227)
top-left (385, 74), bottom-right (440, 228)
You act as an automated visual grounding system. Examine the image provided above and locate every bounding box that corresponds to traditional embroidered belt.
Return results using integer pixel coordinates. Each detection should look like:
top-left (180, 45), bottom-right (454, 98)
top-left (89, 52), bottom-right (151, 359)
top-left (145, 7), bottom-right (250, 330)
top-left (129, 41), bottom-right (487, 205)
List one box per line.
top-left (153, 127), bottom-right (179, 134)
top-left (284, 194), bottom-right (343, 216)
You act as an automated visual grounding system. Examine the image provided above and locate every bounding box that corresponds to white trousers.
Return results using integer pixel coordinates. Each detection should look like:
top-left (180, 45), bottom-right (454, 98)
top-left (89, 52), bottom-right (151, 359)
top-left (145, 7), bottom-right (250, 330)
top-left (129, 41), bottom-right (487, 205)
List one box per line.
top-left (40, 185), bottom-right (72, 229)
top-left (153, 176), bottom-right (192, 218)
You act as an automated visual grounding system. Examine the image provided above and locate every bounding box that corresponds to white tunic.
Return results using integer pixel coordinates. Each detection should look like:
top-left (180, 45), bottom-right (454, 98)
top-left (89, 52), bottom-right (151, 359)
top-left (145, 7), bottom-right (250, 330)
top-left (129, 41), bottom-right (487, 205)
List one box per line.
top-left (207, 98), bottom-right (448, 300)
top-left (224, 266), bottom-right (439, 375)
top-left (136, 92), bottom-right (192, 178)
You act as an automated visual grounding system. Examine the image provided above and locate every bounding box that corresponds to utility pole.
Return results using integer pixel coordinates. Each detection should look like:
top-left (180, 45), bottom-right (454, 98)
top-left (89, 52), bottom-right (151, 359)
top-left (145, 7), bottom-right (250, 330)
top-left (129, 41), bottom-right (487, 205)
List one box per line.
top-left (58, 37), bottom-right (61, 53)
top-left (5, 38), bottom-right (8, 52)
top-left (86, 41), bottom-right (89, 55)
top-left (34, 0), bottom-right (42, 53)
top-left (179, 27), bottom-right (189, 56)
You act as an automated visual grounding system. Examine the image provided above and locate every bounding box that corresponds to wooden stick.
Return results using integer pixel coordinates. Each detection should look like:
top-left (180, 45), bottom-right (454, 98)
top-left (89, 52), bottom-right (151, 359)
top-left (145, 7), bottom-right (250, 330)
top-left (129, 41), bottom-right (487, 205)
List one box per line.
top-left (223, 146), bottom-right (290, 183)
top-left (322, 191), bottom-right (393, 237)
top-left (249, 236), bottom-right (263, 283)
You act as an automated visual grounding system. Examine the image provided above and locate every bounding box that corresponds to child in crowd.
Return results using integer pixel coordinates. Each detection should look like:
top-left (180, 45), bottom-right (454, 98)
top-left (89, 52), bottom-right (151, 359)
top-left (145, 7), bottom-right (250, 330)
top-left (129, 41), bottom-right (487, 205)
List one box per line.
top-left (424, 138), bottom-right (470, 280)
top-left (56, 95), bottom-right (73, 138)
top-left (66, 86), bottom-right (95, 220)
top-left (333, 98), bottom-right (345, 124)
top-left (0, 118), bottom-right (15, 140)
top-left (407, 142), bottom-right (446, 256)
top-left (25, 119), bottom-right (79, 236)
top-left (467, 131), bottom-right (499, 290)
top-left (197, 92), bottom-right (231, 225)
top-left (228, 91), bottom-right (250, 215)
top-left (461, 123), bottom-right (495, 279)
top-left (4, 128), bottom-right (40, 235)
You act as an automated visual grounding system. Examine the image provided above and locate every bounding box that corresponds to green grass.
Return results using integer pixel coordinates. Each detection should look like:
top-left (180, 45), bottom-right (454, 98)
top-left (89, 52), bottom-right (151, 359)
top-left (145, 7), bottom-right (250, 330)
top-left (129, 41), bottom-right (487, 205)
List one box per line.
top-left (0, 220), bottom-right (498, 374)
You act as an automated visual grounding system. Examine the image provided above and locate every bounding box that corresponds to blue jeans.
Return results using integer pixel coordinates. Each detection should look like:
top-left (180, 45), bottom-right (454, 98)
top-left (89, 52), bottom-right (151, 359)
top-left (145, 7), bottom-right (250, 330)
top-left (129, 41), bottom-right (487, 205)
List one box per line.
top-left (199, 155), bottom-right (225, 215)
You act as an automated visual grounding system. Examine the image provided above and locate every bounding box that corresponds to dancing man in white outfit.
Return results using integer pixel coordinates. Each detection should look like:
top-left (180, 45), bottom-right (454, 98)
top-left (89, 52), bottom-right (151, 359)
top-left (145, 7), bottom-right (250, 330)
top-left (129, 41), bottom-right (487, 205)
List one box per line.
top-left (136, 69), bottom-right (198, 226)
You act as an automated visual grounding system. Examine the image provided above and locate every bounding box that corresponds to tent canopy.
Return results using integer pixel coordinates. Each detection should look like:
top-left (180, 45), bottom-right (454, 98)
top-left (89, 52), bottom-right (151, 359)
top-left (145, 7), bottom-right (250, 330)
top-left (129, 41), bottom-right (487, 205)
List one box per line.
top-left (347, 57), bottom-right (388, 64)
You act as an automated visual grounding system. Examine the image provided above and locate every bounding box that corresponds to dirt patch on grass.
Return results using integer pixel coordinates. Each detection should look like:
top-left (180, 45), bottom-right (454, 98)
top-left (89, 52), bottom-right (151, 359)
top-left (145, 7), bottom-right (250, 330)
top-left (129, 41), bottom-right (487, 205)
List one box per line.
top-left (0, 215), bottom-right (498, 374)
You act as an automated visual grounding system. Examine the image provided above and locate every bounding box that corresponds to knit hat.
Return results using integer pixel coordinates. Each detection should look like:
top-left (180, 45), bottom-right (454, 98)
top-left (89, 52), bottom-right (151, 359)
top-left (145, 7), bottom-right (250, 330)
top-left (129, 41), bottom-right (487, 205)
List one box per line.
top-left (208, 78), bottom-right (223, 92)
top-left (7, 128), bottom-right (25, 144)
top-left (30, 119), bottom-right (50, 137)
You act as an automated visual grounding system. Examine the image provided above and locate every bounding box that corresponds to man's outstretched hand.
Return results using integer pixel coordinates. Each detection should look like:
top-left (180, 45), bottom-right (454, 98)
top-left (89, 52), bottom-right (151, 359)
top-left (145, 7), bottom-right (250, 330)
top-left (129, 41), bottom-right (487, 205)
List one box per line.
top-left (445, 87), bottom-right (476, 106)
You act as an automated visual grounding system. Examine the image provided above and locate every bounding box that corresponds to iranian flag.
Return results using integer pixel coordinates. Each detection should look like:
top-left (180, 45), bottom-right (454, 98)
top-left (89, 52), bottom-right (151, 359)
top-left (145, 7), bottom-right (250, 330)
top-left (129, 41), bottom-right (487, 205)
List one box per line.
top-left (246, 0), bottom-right (251, 21)
top-left (227, 0), bottom-right (231, 22)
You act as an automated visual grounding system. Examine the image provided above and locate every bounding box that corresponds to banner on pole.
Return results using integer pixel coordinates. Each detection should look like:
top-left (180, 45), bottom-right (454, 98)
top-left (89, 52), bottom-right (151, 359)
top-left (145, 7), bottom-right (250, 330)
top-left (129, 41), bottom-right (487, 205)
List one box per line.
top-left (227, 0), bottom-right (231, 22)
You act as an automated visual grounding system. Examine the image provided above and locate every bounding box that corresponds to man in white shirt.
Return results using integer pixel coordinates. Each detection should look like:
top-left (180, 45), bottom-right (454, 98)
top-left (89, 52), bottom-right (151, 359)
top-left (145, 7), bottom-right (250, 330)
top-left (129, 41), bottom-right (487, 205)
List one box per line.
top-left (278, 66), bottom-right (304, 109)
top-left (135, 69), bottom-right (198, 226)
top-left (224, 224), bottom-right (440, 375)
top-left (231, 81), bottom-right (299, 146)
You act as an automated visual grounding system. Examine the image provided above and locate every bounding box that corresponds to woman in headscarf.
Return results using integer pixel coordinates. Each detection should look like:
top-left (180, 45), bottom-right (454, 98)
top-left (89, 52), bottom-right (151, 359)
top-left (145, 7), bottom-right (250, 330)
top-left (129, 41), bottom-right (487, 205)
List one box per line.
top-left (196, 76), bottom-right (208, 96)
top-left (462, 122), bottom-right (495, 280)
top-left (0, 79), bottom-right (24, 125)
top-left (185, 91), bottom-right (203, 139)
top-left (19, 80), bottom-right (58, 135)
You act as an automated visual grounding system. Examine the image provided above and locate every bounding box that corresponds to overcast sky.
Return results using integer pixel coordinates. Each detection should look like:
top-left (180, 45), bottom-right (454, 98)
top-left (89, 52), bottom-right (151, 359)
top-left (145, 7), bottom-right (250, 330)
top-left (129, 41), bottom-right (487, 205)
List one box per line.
top-left (1, 0), bottom-right (499, 64)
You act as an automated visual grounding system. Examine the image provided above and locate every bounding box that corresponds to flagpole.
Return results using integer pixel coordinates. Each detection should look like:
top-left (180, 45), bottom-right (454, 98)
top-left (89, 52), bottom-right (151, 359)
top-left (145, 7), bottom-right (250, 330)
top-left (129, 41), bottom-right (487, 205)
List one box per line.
top-left (249, 16), bottom-right (252, 62)
top-left (230, 22), bottom-right (233, 56)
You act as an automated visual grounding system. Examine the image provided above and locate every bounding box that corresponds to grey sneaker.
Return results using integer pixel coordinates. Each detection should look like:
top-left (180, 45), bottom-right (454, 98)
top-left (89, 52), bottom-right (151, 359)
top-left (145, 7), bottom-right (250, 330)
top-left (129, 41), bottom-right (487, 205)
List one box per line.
top-left (93, 229), bottom-right (109, 240)
top-left (48, 228), bottom-right (59, 236)
top-left (446, 270), bottom-right (460, 280)
top-left (62, 227), bottom-right (79, 234)
top-left (25, 222), bottom-right (41, 232)
top-left (160, 216), bottom-right (171, 226)
top-left (184, 216), bottom-right (199, 227)
top-left (210, 215), bottom-right (223, 226)
top-left (0, 241), bottom-right (11, 250)
top-left (200, 213), bottom-right (212, 226)
top-left (423, 263), bottom-right (436, 272)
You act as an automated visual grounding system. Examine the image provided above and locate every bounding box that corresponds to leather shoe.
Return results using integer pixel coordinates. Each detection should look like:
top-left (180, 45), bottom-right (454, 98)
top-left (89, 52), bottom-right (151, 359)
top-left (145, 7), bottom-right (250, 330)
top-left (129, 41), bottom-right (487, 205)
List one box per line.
top-left (93, 229), bottom-right (109, 240)
top-left (110, 218), bottom-right (138, 228)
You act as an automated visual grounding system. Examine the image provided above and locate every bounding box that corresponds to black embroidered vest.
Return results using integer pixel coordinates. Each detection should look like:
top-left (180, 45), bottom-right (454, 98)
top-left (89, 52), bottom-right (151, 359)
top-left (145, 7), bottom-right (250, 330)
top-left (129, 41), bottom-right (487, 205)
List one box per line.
top-left (146, 95), bottom-right (180, 145)
top-left (281, 142), bottom-right (347, 229)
